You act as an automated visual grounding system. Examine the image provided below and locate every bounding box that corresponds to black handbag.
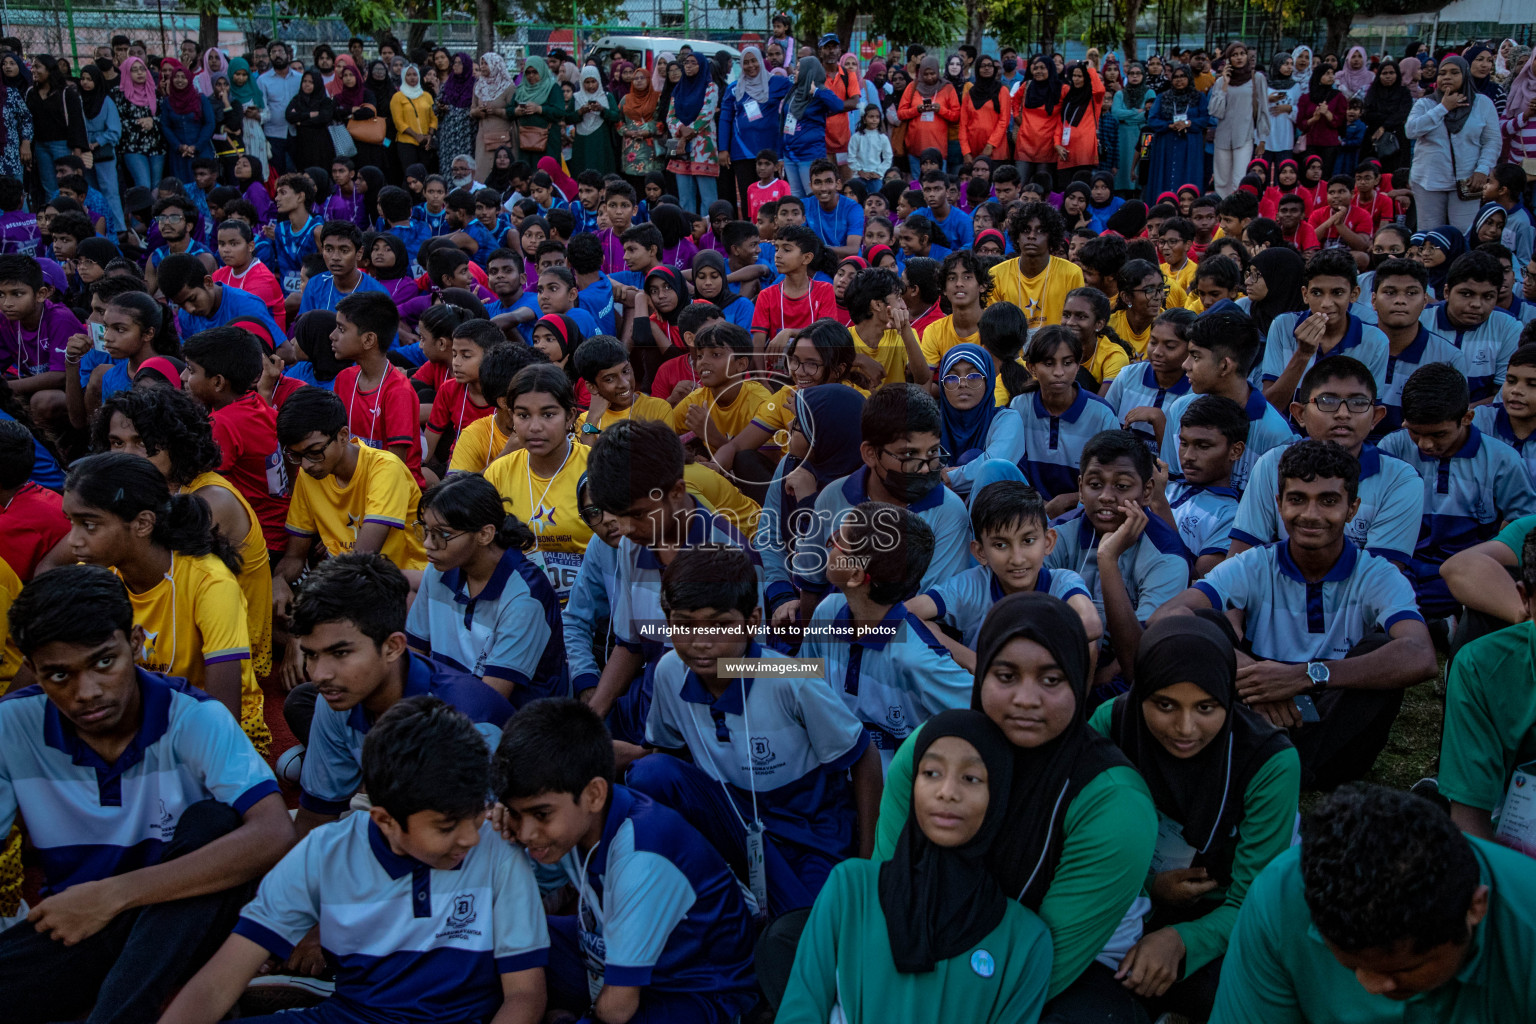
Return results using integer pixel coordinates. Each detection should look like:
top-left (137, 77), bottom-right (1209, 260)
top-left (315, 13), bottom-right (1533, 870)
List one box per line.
top-left (93, 144), bottom-right (116, 162)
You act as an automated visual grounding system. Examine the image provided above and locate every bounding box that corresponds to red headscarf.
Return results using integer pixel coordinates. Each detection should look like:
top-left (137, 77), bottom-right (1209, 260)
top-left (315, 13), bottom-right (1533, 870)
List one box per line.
top-left (331, 54), bottom-right (367, 108)
top-left (160, 58), bottom-right (203, 116)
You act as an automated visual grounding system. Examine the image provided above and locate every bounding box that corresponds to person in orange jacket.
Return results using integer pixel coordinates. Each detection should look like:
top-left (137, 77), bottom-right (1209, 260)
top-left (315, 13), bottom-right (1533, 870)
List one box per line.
top-left (898, 55), bottom-right (961, 177)
top-left (823, 39), bottom-right (862, 177)
top-left (960, 54), bottom-right (1011, 164)
top-left (1013, 54), bottom-right (1066, 182)
top-left (1056, 62), bottom-right (1105, 187)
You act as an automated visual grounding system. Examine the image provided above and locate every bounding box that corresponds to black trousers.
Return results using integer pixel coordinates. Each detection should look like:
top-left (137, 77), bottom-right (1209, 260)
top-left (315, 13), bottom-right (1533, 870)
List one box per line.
top-left (1293, 632), bottom-right (1404, 790)
top-left (285, 682), bottom-right (321, 747)
top-left (0, 800), bottom-right (250, 1024)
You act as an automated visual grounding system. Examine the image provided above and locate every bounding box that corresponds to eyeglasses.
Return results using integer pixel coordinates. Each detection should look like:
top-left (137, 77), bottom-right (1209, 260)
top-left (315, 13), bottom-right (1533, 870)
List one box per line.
top-left (284, 432), bottom-right (337, 465)
top-left (579, 504), bottom-right (605, 525)
top-left (786, 354), bottom-right (824, 375)
top-left (941, 372), bottom-right (986, 388)
top-left (412, 521), bottom-right (470, 546)
top-left (880, 446), bottom-right (948, 472)
top-left (156, 214), bottom-right (185, 224)
top-left (1130, 284), bottom-right (1167, 298)
top-left (1309, 395), bottom-right (1374, 413)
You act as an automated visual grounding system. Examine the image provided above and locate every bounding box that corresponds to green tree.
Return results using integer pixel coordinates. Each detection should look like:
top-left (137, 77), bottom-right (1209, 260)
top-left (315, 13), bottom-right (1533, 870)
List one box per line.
top-left (745, 0), bottom-right (963, 51)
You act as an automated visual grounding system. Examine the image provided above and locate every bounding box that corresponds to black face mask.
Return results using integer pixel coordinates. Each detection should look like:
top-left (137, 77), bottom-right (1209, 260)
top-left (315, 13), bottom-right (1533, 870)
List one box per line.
top-left (1367, 250), bottom-right (1397, 270)
top-left (271, 55), bottom-right (289, 70)
top-left (1002, 58), bottom-right (1018, 73)
top-left (95, 58), bottom-right (114, 72)
top-left (881, 467), bottom-right (942, 504)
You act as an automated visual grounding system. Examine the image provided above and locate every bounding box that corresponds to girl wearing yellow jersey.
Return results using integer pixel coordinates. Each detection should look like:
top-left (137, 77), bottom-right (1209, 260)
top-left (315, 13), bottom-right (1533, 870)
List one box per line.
top-left (94, 386), bottom-right (274, 680)
top-left (446, 341), bottom-right (546, 475)
top-left (711, 319), bottom-right (869, 472)
top-left (61, 453), bottom-right (268, 753)
top-left (484, 364), bottom-right (591, 600)
top-left (1107, 258), bottom-right (1166, 358)
top-left (1062, 287), bottom-right (1136, 393)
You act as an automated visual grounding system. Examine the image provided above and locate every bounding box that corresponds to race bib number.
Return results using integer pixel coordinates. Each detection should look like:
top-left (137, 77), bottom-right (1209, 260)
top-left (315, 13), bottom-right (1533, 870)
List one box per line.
top-left (542, 550), bottom-right (583, 602)
top-left (282, 272), bottom-right (303, 294)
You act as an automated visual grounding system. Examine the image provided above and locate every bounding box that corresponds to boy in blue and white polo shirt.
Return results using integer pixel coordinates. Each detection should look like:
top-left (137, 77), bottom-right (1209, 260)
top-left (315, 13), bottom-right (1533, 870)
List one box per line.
top-left (632, 546), bottom-right (882, 915)
top-left (1155, 440), bottom-right (1439, 789)
top-left (584, 419), bottom-right (763, 747)
top-left (1379, 362), bottom-right (1536, 618)
top-left (1259, 250), bottom-right (1390, 411)
top-left (1419, 251), bottom-right (1523, 403)
top-left (1228, 357), bottom-right (1424, 568)
top-left (1163, 307), bottom-right (1295, 493)
top-left (564, 474), bottom-right (623, 697)
top-left (162, 698), bottom-right (549, 1024)
top-left (908, 479), bottom-right (1099, 649)
top-left (1472, 343), bottom-right (1536, 487)
top-left (495, 699), bottom-right (759, 1024)
top-left (1047, 429), bottom-right (1192, 701)
top-left (789, 384), bottom-right (974, 610)
top-left (1371, 257), bottom-right (1461, 437)
top-left (285, 554), bottom-right (514, 840)
top-left (1157, 394), bottom-right (1245, 578)
top-left (801, 503), bottom-right (975, 771)
top-left (0, 566), bottom-right (293, 1024)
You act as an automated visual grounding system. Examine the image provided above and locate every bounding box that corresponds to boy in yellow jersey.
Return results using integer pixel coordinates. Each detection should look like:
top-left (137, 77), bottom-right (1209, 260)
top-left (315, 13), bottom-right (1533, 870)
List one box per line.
top-left (988, 201), bottom-right (1083, 335)
top-left (846, 266), bottom-right (931, 388)
top-left (1155, 215), bottom-right (1199, 294)
top-left (572, 334), bottom-right (673, 444)
top-left (670, 321), bottom-right (776, 500)
top-left (446, 341), bottom-right (544, 475)
top-left (61, 453), bottom-right (268, 753)
top-left (273, 388), bottom-right (426, 680)
top-left (95, 386), bottom-right (274, 680)
top-left (1108, 259), bottom-right (1166, 357)
top-left (484, 364), bottom-right (591, 600)
top-left (918, 250), bottom-right (992, 371)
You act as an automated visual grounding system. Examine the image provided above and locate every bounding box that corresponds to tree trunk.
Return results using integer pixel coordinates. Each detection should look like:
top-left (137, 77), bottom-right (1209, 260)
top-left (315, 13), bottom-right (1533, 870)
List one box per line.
top-left (406, 1), bottom-right (434, 55)
top-left (1121, 0), bottom-right (1141, 63)
top-left (1324, 14), bottom-right (1353, 58)
top-left (199, 10), bottom-right (220, 55)
top-left (475, 0), bottom-right (497, 55)
top-left (966, 0), bottom-right (989, 49)
top-left (833, 14), bottom-right (856, 49)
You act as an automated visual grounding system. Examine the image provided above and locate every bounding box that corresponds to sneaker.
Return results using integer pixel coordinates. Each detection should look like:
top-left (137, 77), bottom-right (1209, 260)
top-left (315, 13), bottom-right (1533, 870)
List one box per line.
top-left (1411, 777), bottom-right (1451, 812)
top-left (242, 974), bottom-right (334, 1014)
top-left (276, 744), bottom-right (305, 784)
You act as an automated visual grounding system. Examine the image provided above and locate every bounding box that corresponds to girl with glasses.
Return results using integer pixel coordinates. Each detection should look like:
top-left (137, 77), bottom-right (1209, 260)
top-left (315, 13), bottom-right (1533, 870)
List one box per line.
top-left (937, 343), bottom-right (1024, 498)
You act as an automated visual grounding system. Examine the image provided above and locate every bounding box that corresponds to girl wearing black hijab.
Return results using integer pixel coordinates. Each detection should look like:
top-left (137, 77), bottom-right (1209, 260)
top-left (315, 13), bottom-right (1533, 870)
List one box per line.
top-left (778, 709), bottom-right (1054, 1024)
top-left (1242, 245), bottom-right (1307, 341)
top-left (1094, 615), bottom-right (1298, 1020)
top-left (873, 592), bottom-right (1157, 1023)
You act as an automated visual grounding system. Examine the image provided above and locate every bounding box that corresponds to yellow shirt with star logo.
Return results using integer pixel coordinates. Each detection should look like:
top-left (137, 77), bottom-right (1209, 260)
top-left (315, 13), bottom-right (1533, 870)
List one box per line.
top-left (1109, 309), bottom-right (1155, 358)
top-left (119, 551), bottom-right (268, 753)
top-left (988, 255), bottom-right (1083, 333)
top-left (449, 414), bottom-right (513, 475)
top-left (670, 380), bottom-right (773, 440)
top-left (917, 314), bottom-right (985, 370)
top-left (286, 440), bottom-right (426, 571)
top-left (485, 440), bottom-right (592, 599)
top-left (187, 471), bottom-right (273, 679)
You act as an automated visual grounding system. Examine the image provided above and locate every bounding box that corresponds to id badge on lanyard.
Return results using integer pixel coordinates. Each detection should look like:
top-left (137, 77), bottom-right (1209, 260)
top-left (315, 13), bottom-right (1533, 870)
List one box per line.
top-left (744, 99), bottom-right (763, 122)
top-left (783, 113), bottom-right (798, 136)
top-left (744, 821), bottom-right (769, 919)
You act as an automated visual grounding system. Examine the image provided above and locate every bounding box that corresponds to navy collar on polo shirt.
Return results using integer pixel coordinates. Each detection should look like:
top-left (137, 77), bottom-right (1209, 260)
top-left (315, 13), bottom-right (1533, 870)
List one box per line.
top-left (367, 818), bottom-right (467, 880)
top-left (1392, 324), bottom-right (1436, 364)
top-left (1433, 302), bottom-right (1487, 335)
top-left (1171, 483), bottom-right (1240, 507)
top-left (1032, 383), bottom-right (1097, 424)
top-left (441, 547), bottom-right (520, 627)
top-left (1242, 387), bottom-right (1270, 421)
top-left (347, 652), bottom-right (437, 733)
top-left (1357, 443), bottom-right (1382, 478)
top-left (587, 782), bottom-right (641, 879)
top-left (833, 600), bottom-right (908, 651)
top-left (1414, 424), bottom-right (1482, 463)
top-left (1140, 361), bottom-right (1191, 396)
top-left (42, 666), bottom-right (179, 775)
top-left (635, 497), bottom-right (717, 569)
top-left (988, 566), bottom-right (1059, 602)
top-left (839, 464), bottom-right (946, 513)
top-left (679, 641), bottom-right (763, 713)
top-left (1277, 536), bottom-right (1359, 584)
top-left (1295, 310), bottom-right (1365, 356)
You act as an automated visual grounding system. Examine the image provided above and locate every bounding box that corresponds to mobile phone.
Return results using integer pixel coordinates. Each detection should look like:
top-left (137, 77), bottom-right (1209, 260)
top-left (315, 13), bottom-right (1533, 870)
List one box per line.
top-left (88, 321), bottom-right (107, 353)
top-left (1293, 694), bottom-right (1321, 724)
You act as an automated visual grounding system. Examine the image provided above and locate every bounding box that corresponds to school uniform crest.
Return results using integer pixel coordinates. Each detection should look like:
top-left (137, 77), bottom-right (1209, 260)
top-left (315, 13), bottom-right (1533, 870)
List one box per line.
top-left (750, 736), bottom-right (773, 764)
top-left (886, 705), bottom-right (906, 729)
top-left (448, 892), bottom-right (477, 928)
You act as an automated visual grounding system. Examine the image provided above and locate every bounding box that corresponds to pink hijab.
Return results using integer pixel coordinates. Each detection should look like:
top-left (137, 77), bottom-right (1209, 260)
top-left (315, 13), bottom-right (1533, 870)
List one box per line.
top-left (1399, 56), bottom-right (1423, 99)
top-left (538, 156), bottom-right (578, 201)
top-left (193, 48), bottom-right (228, 97)
top-left (1507, 49), bottom-right (1536, 123)
top-left (328, 54), bottom-right (364, 98)
top-left (118, 55), bottom-right (157, 113)
top-left (1337, 46), bottom-right (1375, 97)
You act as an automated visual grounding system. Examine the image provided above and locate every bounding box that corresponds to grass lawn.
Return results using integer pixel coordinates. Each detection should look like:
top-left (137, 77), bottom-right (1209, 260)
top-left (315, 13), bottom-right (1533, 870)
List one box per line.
top-left (1365, 665), bottom-right (1446, 791)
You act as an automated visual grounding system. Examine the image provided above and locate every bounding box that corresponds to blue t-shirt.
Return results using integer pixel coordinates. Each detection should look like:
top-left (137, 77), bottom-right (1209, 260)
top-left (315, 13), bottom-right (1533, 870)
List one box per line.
top-left (577, 276), bottom-right (617, 337)
top-left (803, 195), bottom-right (864, 251)
top-left (485, 293), bottom-right (542, 345)
top-left (177, 281), bottom-right (282, 342)
top-left (783, 88), bottom-right (848, 163)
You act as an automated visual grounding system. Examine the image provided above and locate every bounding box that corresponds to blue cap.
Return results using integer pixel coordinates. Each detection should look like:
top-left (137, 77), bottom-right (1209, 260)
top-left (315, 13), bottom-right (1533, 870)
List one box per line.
top-left (818, 33), bottom-right (841, 47)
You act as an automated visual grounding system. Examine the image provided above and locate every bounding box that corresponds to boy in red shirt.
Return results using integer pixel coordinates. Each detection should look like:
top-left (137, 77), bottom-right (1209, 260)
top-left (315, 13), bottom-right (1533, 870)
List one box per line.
top-left (328, 291), bottom-right (425, 487)
top-left (746, 148), bottom-right (791, 223)
top-left (213, 220), bottom-right (287, 331)
top-left (423, 318), bottom-right (497, 458)
top-left (1308, 175), bottom-right (1373, 254)
top-left (0, 419), bottom-right (66, 579)
top-left (1277, 195), bottom-right (1321, 254)
top-left (1352, 161), bottom-right (1396, 232)
top-left (180, 326), bottom-right (292, 553)
top-left (749, 225), bottom-right (838, 355)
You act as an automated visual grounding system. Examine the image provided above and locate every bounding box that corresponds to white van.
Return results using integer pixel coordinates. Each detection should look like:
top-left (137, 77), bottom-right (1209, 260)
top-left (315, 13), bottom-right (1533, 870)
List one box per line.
top-left (582, 35), bottom-right (742, 75)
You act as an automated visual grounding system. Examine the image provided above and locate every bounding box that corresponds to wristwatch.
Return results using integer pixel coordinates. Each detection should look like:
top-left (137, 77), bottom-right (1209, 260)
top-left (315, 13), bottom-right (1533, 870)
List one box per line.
top-left (580, 422), bottom-right (602, 436)
top-left (1306, 661), bottom-right (1330, 691)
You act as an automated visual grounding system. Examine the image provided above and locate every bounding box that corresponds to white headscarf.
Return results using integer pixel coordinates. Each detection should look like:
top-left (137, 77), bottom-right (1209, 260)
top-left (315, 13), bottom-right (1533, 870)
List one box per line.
top-left (734, 45), bottom-right (772, 105)
top-left (1292, 45), bottom-right (1314, 86)
top-left (475, 52), bottom-right (513, 103)
top-left (398, 63), bottom-right (425, 100)
top-left (575, 66), bottom-right (607, 135)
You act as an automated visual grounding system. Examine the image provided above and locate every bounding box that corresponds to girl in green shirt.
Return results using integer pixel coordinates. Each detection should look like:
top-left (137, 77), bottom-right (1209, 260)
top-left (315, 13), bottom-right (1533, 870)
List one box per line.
top-left (778, 709), bottom-right (1053, 1024)
top-left (1091, 614), bottom-right (1300, 1020)
top-left (873, 592), bottom-right (1158, 1021)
